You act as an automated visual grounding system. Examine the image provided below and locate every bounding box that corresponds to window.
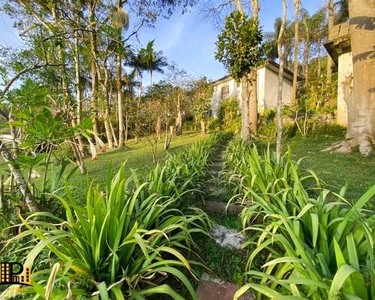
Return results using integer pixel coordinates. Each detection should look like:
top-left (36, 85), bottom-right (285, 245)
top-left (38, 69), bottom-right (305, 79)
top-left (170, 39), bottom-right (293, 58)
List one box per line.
top-left (221, 85), bottom-right (229, 96)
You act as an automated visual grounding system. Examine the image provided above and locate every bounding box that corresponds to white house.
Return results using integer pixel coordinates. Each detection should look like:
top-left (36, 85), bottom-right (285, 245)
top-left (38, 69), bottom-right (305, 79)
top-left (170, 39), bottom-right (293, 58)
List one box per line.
top-left (324, 22), bottom-right (351, 127)
top-left (211, 61), bottom-right (295, 117)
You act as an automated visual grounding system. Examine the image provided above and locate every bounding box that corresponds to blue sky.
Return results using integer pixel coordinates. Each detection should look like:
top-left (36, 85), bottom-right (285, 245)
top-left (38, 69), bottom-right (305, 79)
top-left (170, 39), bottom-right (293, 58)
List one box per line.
top-left (0, 0), bottom-right (325, 86)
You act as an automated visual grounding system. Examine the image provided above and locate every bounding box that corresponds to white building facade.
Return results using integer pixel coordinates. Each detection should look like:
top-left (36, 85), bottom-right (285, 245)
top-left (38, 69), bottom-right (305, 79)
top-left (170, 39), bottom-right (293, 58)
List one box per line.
top-left (211, 61), bottom-right (294, 117)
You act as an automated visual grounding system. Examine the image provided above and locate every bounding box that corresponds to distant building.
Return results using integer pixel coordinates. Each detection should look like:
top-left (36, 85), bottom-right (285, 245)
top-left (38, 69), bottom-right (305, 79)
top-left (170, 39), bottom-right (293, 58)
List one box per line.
top-left (211, 61), bottom-right (295, 117)
top-left (324, 22), bottom-right (351, 127)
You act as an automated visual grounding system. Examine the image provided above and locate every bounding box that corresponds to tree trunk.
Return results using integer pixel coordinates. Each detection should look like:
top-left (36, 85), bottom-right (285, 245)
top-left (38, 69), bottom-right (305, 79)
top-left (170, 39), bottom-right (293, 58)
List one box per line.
top-left (0, 143), bottom-right (38, 212)
top-left (110, 121), bottom-right (118, 147)
top-left (135, 79), bottom-right (142, 143)
top-left (156, 116), bottom-right (161, 139)
top-left (101, 60), bottom-right (114, 149)
top-left (175, 94), bottom-right (183, 136)
top-left (89, 3), bottom-right (100, 136)
top-left (200, 119), bottom-right (207, 135)
top-left (74, 28), bottom-right (82, 127)
top-left (70, 139), bottom-right (87, 174)
top-left (117, 53), bottom-right (125, 148)
top-left (241, 76), bottom-right (250, 140)
top-left (276, 0), bottom-right (287, 163)
top-left (291, 0), bottom-right (300, 106)
top-left (327, 0), bottom-right (334, 83)
top-left (249, 0), bottom-right (259, 133)
top-left (317, 38), bottom-right (322, 77)
top-left (346, 0), bottom-right (375, 155)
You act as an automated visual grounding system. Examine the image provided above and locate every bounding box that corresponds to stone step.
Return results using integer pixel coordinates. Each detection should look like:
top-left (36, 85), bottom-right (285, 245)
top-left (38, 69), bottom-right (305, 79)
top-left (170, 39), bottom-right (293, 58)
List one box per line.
top-left (197, 273), bottom-right (254, 300)
top-left (211, 161), bottom-right (222, 168)
top-left (208, 187), bottom-right (226, 197)
top-left (205, 200), bottom-right (245, 215)
top-left (206, 177), bottom-right (221, 185)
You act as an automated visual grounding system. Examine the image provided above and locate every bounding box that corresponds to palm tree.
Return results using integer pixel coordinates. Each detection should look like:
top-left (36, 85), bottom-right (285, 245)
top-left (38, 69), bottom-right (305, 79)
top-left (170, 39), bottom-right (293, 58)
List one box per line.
top-left (112, 1), bottom-right (129, 149)
top-left (335, 0), bottom-right (349, 23)
top-left (140, 40), bottom-right (168, 86)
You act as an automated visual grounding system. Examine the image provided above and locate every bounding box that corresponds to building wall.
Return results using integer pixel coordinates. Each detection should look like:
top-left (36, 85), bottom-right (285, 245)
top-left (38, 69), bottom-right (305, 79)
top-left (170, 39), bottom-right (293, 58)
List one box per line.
top-left (211, 66), bottom-right (293, 116)
top-left (263, 67), bottom-right (292, 110)
top-left (211, 78), bottom-right (241, 117)
top-left (257, 68), bottom-right (266, 113)
top-left (337, 51), bottom-right (352, 127)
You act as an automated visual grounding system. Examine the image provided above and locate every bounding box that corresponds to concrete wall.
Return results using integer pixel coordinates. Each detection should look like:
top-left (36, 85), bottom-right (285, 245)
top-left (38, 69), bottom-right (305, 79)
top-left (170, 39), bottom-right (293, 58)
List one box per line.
top-left (337, 51), bottom-right (352, 127)
top-left (211, 65), bottom-right (293, 116)
top-left (263, 67), bottom-right (293, 110)
top-left (257, 68), bottom-right (266, 113)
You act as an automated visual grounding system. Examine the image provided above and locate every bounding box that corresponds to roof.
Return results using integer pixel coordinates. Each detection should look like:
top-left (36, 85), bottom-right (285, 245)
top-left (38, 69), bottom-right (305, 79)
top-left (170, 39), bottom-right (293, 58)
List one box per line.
top-left (211, 60), bottom-right (297, 86)
top-left (324, 22), bottom-right (351, 65)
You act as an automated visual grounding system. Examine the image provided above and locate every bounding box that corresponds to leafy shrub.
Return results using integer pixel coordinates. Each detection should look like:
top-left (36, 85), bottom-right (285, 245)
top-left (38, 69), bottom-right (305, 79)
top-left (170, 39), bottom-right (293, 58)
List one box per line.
top-left (53, 141), bottom-right (75, 163)
top-left (207, 117), bottom-right (220, 131)
top-left (217, 98), bottom-right (241, 133)
top-left (2, 165), bottom-right (211, 299)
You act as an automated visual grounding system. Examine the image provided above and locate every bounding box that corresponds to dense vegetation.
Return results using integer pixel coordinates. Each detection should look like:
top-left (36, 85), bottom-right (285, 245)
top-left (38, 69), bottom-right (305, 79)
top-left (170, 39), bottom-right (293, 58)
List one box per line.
top-left (1, 0), bottom-right (375, 299)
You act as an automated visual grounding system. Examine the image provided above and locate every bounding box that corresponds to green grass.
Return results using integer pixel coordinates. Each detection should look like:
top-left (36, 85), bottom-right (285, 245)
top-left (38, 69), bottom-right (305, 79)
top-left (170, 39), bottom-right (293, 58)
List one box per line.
top-left (0, 131), bottom-right (206, 192)
top-left (73, 131), bottom-right (206, 184)
top-left (285, 135), bottom-right (375, 202)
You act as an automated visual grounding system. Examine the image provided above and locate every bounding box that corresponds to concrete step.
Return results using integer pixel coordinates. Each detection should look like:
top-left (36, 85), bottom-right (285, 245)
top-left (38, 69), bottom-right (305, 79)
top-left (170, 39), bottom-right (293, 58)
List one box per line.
top-left (211, 161), bottom-right (223, 168)
top-left (204, 200), bottom-right (245, 215)
top-left (197, 273), bottom-right (254, 300)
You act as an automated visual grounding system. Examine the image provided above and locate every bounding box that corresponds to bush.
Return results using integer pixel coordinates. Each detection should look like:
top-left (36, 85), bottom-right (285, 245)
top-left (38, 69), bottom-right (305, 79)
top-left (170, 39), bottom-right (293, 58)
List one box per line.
top-left (217, 98), bottom-right (241, 133)
top-left (207, 117), bottom-right (220, 131)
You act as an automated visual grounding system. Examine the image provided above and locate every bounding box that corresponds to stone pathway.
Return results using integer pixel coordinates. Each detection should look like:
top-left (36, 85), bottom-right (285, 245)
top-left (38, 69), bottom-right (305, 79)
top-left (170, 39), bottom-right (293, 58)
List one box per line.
top-left (197, 147), bottom-right (253, 300)
top-left (204, 149), bottom-right (245, 215)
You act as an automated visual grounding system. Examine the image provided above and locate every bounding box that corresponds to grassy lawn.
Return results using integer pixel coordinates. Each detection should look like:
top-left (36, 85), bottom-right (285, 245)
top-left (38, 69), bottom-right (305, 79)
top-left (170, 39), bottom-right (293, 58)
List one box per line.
top-left (285, 134), bottom-right (375, 203)
top-left (0, 131), bottom-right (207, 199)
top-left (2, 130), bottom-right (374, 204)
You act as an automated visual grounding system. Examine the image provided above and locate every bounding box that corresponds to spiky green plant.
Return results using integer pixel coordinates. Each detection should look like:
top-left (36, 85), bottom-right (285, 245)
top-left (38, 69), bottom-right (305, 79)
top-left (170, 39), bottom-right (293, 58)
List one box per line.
top-left (236, 186), bottom-right (375, 299)
top-left (2, 165), bottom-right (211, 299)
top-left (225, 141), bottom-right (375, 299)
top-left (222, 138), bottom-right (322, 207)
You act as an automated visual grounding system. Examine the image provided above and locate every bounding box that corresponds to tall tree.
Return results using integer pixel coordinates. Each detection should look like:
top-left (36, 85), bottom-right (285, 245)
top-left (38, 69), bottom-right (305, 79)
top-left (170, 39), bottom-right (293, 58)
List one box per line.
top-left (291, 0), bottom-right (300, 106)
top-left (276, 0), bottom-right (287, 163)
top-left (140, 40), bottom-right (168, 86)
top-left (249, 0), bottom-right (259, 133)
top-left (113, 1), bottom-right (129, 149)
top-left (215, 11), bottom-right (263, 140)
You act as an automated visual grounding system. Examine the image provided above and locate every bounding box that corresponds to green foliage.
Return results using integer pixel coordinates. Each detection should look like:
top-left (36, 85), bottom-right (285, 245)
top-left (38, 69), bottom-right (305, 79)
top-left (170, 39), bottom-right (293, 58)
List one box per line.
top-left (215, 11), bottom-right (263, 81)
top-left (236, 185), bottom-right (375, 300)
top-left (258, 122), bottom-right (297, 141)
top-left (3, 165), bottom-right (211, 299)
top-left (217, 98), bottom-right (241, 132)
top-left (207, 117), bottom-right (220, 131)
top-left (221, 139), bottom-right (322, 203)
top-left (191, 77), bottom-right (212, 123)
top-left (221, 140), bottom-right (375, 300)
